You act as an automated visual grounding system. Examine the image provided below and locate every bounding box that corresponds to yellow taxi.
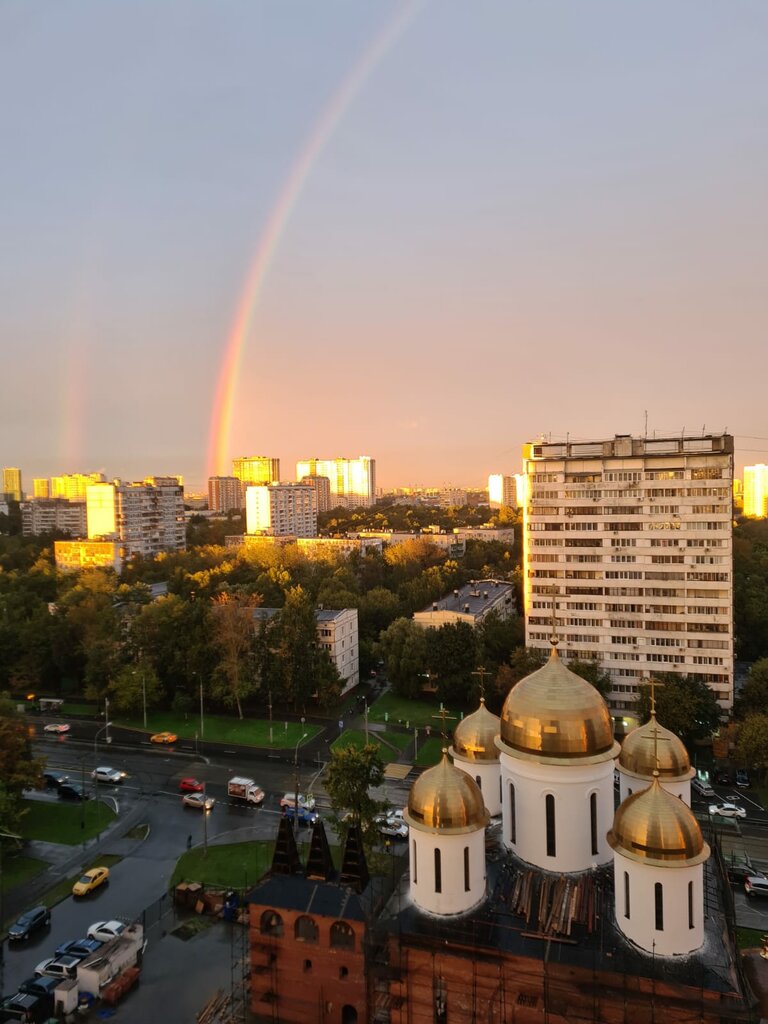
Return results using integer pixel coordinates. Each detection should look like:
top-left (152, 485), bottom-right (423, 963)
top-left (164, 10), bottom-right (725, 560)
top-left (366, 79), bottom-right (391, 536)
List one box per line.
top-left (72, 865), bottom-right (110, 897)
top-left (150, 731), bottom-right (178, 745)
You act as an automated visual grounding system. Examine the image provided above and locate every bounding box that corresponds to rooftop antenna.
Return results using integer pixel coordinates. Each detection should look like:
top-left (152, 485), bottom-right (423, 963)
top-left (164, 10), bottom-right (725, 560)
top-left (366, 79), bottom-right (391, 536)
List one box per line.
top-left (644, 410), bottom-right (648, 438)
top-left (549, 583), bottom-right (560, 648)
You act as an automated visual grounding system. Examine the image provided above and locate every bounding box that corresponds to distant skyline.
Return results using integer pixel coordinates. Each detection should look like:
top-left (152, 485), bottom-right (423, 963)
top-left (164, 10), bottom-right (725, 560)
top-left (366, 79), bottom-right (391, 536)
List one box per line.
top-left (1, 2), bottom-right (767, 491)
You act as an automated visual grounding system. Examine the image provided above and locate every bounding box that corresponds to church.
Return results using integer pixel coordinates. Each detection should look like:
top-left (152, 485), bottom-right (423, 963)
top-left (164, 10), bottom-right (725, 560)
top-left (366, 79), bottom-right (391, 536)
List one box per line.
top-left (247, 639), bottom-right (755, 1023)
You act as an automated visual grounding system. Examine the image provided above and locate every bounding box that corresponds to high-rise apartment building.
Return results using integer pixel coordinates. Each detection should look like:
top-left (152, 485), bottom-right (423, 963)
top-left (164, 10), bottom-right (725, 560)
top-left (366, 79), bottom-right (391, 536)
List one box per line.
top-left (2, 467), bottom-right (22, 502)
top-left (743, 464), bottom-right (768, 518)
top-left (488, 474), bottom-right (517, 509)
top-left (21, 499), bottom-right (87, 537)
top-left (522, 433), bottom-right (734, 716)
top-left (232, 455), bottom-right (280, 494)
top-left (299, 475), bottom-right (332, 514)
top-left (208, 476), bottom-right (243, 514)
top-left (51, 472), bottom-right (106, 501)
top-left (295, 457), bottom-right (375, 509)
top-left (86, 479), bottom-right (185, 557)
top-left (246, 484), bottom-right (317, 538)
top-left (33, 478), bottom-right (51, 498)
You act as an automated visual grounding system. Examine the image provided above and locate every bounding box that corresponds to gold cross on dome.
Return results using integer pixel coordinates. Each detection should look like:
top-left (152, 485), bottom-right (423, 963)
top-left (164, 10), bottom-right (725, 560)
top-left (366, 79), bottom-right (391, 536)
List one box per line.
top-left (432, 705), bottom-right (457, 745)
top-left (472, 666), bottom-right (489, 701)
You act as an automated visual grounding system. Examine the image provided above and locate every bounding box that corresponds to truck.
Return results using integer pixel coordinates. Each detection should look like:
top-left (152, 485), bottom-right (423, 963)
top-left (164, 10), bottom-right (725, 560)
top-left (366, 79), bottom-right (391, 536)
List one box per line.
top-left (227, 777), bottom-right (265, 806)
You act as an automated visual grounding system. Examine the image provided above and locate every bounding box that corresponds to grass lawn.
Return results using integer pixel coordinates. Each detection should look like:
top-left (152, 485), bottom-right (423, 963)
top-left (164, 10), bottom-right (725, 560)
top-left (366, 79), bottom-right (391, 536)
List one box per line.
top-left (60, 702), bottom-right (98, 717)
top-left (116, 712), bottom-right (321, 749)
top-left (0, 854), bottom-right (48, 893)
top-left (415, 737), bottom-right (445, 767)
top-left (368, 692), bottom-right (446, 728)
top-left (330, 729), bottom-right (413, 755)
top-left (20, 799), bottom-right (117, 845)
top-left (170, 841), bottom-right (276, 891)
top-left (736, 926), bottom-right (766, 950)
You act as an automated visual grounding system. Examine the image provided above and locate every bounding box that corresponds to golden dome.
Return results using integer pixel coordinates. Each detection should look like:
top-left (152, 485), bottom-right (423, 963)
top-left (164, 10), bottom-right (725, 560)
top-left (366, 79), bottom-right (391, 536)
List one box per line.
top-left (619, 713), bottom-right (692, 780)
top-left (608, 776), bottom-right (709, 867)
top-left (405, 752), bottom-right (489, 834)
top-left (451, 698), bottom-right (500, 762)
top-left (498, 647), bottom-right (617, 761)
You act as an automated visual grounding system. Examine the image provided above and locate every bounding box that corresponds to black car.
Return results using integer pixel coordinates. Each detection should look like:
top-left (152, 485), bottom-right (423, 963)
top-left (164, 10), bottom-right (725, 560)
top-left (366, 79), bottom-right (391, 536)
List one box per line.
top-left (54, 937), bottom-right (102, 958)
top-left (713, 769), bottom-right (732, 785)
top-left (0, 992), bottom-right (48, 1023)
top-left (58, 783), bottom-right (87, 802)
top-left (8, 906), bottom-right (51, 942)
top-left (42, 770), bottom-right (68, 789)
top-left (727, 862), bottom-right (764, 885)
top-left (17, 976), bottom-right (59, 1002)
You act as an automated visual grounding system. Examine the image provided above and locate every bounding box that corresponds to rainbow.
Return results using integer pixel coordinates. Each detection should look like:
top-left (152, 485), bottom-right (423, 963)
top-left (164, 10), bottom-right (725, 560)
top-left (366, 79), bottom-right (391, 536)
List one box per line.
top-left (206, 1), bottom-right (421, 478)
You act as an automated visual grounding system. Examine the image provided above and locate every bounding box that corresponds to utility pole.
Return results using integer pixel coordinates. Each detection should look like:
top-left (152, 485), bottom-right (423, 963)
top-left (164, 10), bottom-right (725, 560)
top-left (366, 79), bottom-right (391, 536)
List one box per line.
top-left (293, 723), bottom-right (308, 836)
top-left (268, 689), bottom-right (273, 745)
top-left (141, 667), bottom-right (147, 729)
top-left (199, 676), bottom-right (205, 740)
top-left (363, 699), bottom-right (369, 743)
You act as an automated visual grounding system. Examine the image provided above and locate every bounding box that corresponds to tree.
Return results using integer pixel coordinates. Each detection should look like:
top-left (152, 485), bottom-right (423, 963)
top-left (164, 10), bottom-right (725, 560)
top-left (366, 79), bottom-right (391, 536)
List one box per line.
top-left (209, 591), bottom-right (262, 718)
top-left (108, 662), bottom-right (163, 717)
top-left (376, 618), bottom-right (429, 698)
top-left (735, 658), bottom-right (768, 719)
top-left (0, 695), bottom-right (43, 833)
top-left (324, 743), bottom-right (385, 837)
top-left (487, 647), bottom-right (546, 714)
top-left (635, 675), bottom-right (721, 747)
top-left (568, 658), bottom-right (612, 698)
top-left (477, 612), bottom-right (523, 673)
top-left (734, 713), bottom-right (768, 780)
top-left (424, 621), bottom-right (478, 704)
top-left (267, 587), bottom-right (321, 711)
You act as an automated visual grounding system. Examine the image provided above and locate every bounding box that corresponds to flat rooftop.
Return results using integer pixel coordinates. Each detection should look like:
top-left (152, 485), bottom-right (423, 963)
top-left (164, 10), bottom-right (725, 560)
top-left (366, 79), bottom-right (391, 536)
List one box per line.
top-left (418, 579), bottom-right (514, 617)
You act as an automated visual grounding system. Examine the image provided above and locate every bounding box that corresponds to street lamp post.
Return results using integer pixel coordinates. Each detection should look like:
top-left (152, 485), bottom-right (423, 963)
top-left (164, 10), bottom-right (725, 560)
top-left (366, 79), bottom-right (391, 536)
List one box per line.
top-left (293, 725), bottom-right (308, 836)
top-left (199, 675), bottom-right (204, 740)
top-left (268, 689), bottom-right (273, 746)
top-left (141, 669), bottom-right (147, 730)
top-left (364, 700), bottom-right (369, 743)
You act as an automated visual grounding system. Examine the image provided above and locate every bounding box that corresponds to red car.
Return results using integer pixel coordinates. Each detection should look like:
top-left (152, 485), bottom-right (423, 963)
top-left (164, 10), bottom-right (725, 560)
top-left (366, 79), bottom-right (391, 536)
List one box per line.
top-left (179, 778), bottom-right (204, 793)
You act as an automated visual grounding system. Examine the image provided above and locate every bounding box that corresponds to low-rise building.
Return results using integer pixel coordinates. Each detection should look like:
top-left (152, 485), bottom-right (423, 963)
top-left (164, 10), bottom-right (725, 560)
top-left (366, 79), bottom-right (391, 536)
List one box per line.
top-left (21, 499), bottom-right (87, 537)
top-left (316, 608), bottom-right (359, 692)
top-left (413, 578), bottom-right (516, 628)
top-left (54, 540), bottom-right (125, 573)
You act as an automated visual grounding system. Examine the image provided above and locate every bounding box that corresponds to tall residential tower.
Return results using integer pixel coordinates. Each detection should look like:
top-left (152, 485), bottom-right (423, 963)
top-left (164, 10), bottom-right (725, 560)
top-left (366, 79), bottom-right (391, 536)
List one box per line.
top-left (295, 456), bottom-right (375, 509)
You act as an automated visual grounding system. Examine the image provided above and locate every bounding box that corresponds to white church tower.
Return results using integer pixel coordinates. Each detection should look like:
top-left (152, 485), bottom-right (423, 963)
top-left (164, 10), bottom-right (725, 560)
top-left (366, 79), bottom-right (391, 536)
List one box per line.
top-left (404, 751), bottom-right (489, 916)
top-left (496, 635), bottom-right (620, 873)
top-left (608, 773), bottom-right (709, 956)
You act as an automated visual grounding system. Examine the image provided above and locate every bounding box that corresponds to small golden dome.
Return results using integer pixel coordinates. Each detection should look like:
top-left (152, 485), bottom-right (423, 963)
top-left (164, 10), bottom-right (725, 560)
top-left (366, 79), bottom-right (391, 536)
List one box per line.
top-left (499, 647), bottom-right (616, 761)
top-left (619, 714), bottom-right (692, 780)
top-left (451, 698), bottom-right (500, 762)
top-left (608, 776), bottom-right (709, 867)
top-left (405, 752), bottom-right (489, 834)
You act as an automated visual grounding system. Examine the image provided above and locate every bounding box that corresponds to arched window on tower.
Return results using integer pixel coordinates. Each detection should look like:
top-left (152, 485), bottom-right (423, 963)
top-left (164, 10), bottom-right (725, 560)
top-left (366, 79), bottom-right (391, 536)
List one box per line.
top-left (475, 775), bottom-right (482, 791)
top-left (688, 881), bottom-right (694, 929)
top-left (623, 871), bottom-right (630, 919)
top-left (463, 846), bottom-right (470, 892)
top-left (509, 782), bottom-right (516, 844)
top-left (590, 793), bottom-right (598, 856)
top-left (434, 848), bottom-right (442, 893)
top-left (412, 839), bottom-right (417, 884)
top-left (654, 882), bottom-right (664, 931)
top-left (545, 794), bottom-right (556, 858)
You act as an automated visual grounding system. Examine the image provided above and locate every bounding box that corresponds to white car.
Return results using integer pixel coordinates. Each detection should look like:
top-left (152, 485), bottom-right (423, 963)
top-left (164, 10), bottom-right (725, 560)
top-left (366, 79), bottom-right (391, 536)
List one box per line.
top-left (87, 920), bottom-right (126, 942)
top-left (43, 723), bottom-right (70, 734)
top-left (374, 814), bottom-right (409, 840)
top-left (92, 766), bottom-right (123, 785)
top-left (34, 955), bottom-right (80, 979)
top-left (280, 792), bottom-right (316, 812)
top-left (182, 793), bottom-right (215, 811)
top-left (709, 802), bottom-right (746, 819)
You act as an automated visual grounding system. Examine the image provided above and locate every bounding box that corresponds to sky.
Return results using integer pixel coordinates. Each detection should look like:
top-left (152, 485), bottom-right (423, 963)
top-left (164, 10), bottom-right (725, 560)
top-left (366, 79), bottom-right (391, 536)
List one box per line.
top-left (1, 1), bottom-right (767, 493)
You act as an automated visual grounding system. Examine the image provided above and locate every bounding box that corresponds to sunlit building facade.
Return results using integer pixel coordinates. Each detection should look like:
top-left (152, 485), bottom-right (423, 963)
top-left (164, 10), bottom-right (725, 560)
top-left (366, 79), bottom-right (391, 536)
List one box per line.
top-left (743, 464), bottom-right (768, 518)
top-left (54, 539), bottom-right (124, 573)
top-left (488, 473), bottom-right (517, 509)
top-left (33, 478), bottom-right (51, 498)
top-left (522, 433), bottom-right (734, 717)
top-left (208, 475), bottom-right (242, 514)
top-left (2, 467), bottom-right (22, 502)
top-left (246, 483), bottom-right (317, 538)
top-left (86, 479), bottom-right (185, 557)
top-left (232, 456), bottom-right (280, 506)
top-left (21, 499), bottom-right (86, 537)
top-left (50, 472), bottom-right (106, 501)
top-left (299, 474), bottom-right (332, 513)
top-left (295, 457), bottom-right (375, 509)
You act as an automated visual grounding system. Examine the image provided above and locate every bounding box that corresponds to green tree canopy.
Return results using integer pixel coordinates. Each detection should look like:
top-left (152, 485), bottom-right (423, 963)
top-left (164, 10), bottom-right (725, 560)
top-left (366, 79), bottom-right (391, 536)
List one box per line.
top-left (324, 743), bottom-right (385, 837)
top-left (376, 617), bottom-right (429, 699)
top-left (735, 713), bottom-right (768, 779)
top-left (735, 658), bottom-right (768, 719)
top-left (635, 675), bottom-right (721, 747)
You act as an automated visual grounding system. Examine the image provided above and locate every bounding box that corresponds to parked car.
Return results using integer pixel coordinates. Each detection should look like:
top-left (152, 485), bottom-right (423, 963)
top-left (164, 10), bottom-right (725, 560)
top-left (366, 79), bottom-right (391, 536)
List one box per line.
top-left (91, 766), bottom-right (123, 785)
top-left (280, 792), bottom-right (316, 812)
top-left (0, 991), bottom-right (49, 1022)
top-left (713, 769), bottom-right (732, 785)
top-left (33, 955), bottom-right (80, 980)
top-left (727, 862), bottom-right (765, 885)
top-left (72, 866), bottom-right (110, 897)
top-left (182, 793), bottom-right (215, 811)
top-left (8, 906), bottom-right (50, 942)
top-left (58, 783), bottom-right (88, 802)
top-left (374, 814), bottom-right (409, 840)
top-left (42, 723), bottom-right (70, 734)
top-left (87, 919), bottom-right (126, 942)
top-left (282, 806), bottom-right (319, 827)
top-left (179, 777), bottom-right (204, 793)
top-left (17, 976), bottom-right (61, 1001)
top-left (736, 769), bottom-right (751, 789)
top-left (745, 876), bottom-right (768, 899)
top-left (54, 937), bottom-right (102, 958)
top-left (42, 770), bottom-right (68, 789)
top-left (150, 731), bottom-right (177, 744)
top-left (691, 777), bottom-right (716, 798)
top-left (708, 803), bottom-right (747, 819)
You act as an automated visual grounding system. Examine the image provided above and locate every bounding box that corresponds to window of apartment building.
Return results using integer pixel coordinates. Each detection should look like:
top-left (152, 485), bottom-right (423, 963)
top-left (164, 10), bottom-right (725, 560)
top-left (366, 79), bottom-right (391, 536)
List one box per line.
top-left (605, 471), bottom-right (642, 482)
top-left (648, 488), bottom-right (678, 498)
top-left (608, 619), bottom-right (642, 629)
top-left (611, 554), bottom-right (637, 562)
top-left (646, 605), bottom-right (681, 614)
top-left (610, 538), bottom-right (637, 547)
top-left (566, 473), bottom-right (602, 483)
top-left (645, 571), bottom-right (685, 580)
top-left (531, 472), bottom-right (561, 483)
top-left (650, 505), bottom-right (680, 514)
top-left (650, 538), bottom-right (682, 547)
top-left (688, 621), bottom-right (729, 633)
top-left (691, 505), bottom-right (721, 514)
top-left (605, 571), bottom-right (642, 579)
top-left (564, 522), bottom-right (598, 531)
top-left (565, 538), bottom-right (603, 547)
top-left (692, 555), bottom-right (726, 564)
top-left (611, 635), bottom-right (637, 645)
top-left (691, 468), bottom-right (723, 480)
top-left (645, 470), bottom-right (684, 480)
top-left (648, 637), bottom-right (680, 647)
top-left (646, 620), bottom-right (686, 632)
top-left (687, 572), bottom-right (729, 582)
top-left (606, 603), bottom-right (643, 612)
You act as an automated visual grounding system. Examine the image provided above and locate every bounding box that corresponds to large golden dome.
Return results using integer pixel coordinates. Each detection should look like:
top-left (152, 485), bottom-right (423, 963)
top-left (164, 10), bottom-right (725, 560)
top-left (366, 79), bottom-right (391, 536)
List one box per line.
top-left (405, 752), bottom-right (489, 834)
top-left (498, 647), bottom-right (617, 761)
top-left (608, 776), bottom-right (709, 866)
top-left (451, 698), bottom-right (500, 762)
top-left (619, 713), bottom-right (692, 780)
